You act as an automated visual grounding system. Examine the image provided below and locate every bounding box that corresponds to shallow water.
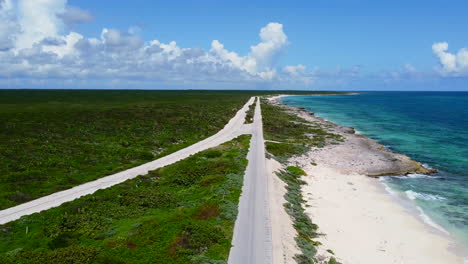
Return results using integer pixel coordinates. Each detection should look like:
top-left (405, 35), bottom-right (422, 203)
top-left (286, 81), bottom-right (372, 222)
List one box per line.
top-left (281, 92), bottom-right (468, 248)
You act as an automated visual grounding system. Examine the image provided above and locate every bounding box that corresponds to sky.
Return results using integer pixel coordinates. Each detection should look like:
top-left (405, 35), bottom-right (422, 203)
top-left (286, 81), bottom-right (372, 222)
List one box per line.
top-left (0, 0), bottom-right (468, 90)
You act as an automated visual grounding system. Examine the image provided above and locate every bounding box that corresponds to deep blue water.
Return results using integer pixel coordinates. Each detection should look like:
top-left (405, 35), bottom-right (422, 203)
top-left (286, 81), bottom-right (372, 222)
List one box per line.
top-left (281, 92), bottom-right (468, 247)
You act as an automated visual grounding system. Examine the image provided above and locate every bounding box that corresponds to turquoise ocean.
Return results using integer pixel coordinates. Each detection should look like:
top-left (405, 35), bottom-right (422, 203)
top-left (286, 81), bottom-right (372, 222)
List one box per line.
top-left (281, 92), bottom-right (468, 250)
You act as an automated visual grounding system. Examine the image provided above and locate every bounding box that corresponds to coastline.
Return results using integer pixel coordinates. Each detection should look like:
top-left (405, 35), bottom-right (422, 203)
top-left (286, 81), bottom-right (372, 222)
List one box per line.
top-left (270, 94), bottom-right (466, 264)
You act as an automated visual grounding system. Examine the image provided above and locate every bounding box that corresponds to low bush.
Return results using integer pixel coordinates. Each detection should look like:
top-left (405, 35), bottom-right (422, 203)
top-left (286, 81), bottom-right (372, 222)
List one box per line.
top-left (260, 99), bottom-right (342, 162)
top-left (276, 167), bottom-right (319, 263)
top-left (0, 90), bottom-right (254, 209)
top-left (244, 98), bottom-right (257, 124)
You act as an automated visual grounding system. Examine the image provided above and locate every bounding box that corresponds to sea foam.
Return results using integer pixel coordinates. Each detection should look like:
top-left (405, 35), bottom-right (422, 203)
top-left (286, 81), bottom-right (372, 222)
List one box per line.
top-left (393, 173), bottom-right (440, 179)
top-left (405, 190), bottom-right (447, 201)
top-left (379, 178), bottom-right (398, 196)
top-left (380, 182), bottom-right (450, 235)
top-left (415, 206), bottom-right (450, 235)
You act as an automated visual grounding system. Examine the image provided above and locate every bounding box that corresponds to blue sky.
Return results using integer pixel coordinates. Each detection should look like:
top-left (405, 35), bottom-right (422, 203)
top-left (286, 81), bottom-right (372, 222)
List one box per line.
top-left (1, 0), bottom-right (468, 90)
top-left (70, 0), bottom-right (468, 71)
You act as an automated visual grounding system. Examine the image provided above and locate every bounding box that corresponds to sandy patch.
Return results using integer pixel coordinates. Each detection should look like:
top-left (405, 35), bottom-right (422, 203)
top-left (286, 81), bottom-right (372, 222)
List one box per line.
top-left (300, 163), bottom-right (464, 264)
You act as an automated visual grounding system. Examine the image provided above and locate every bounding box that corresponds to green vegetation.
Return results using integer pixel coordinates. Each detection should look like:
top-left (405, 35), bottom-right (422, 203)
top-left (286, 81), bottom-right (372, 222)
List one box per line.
top-left (261, 98), bottom-right (342, 162)
top-left (0, 90), bottom-right (257, 209)
top-left (276, 166), bottom-right (319, 264)
top-left (0, 90), bottom-right (345, 209)
top-left (244, 97), bottom-right (257, 124)
top-left (0, 135), bottom-right (251, 264)
top-left (261, 97), bottom-right (344, 263)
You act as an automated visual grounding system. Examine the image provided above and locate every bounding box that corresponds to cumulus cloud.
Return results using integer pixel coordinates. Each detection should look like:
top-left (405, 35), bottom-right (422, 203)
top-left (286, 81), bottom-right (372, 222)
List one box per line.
top-left (1, 1), bottom-right (463, 89)
top-left (432, 42), bottom-right (468, 75)
top-left (210, 22), bottom-right (288, 79)
top-left (15, 0), bottom-right (66, 50)
top-left (58, 6), bottom-right (93, 26)
top-left (0, 0), bottom-right (325, 88)
top-left (250, 22), bottom-right (288, 70)
top-left (0, 0), bottom-right (19, 51)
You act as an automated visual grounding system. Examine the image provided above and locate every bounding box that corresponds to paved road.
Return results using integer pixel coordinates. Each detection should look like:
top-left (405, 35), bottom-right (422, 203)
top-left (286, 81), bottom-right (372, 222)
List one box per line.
top-left (228, 97), bottom-right (273, 264)
top-left (0, 97), bottom-right (255, 225)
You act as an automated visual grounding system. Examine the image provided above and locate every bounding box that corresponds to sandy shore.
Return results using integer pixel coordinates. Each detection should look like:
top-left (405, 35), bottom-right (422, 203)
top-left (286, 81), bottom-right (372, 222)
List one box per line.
top-left (270, 95), bottom-right (465, 264)
top-left (267, 158), bottom-right (300, 264)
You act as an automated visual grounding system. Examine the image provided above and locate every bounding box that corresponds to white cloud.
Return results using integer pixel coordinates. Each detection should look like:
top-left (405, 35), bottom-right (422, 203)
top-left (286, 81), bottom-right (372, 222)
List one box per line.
top-left (432, 42), bottom-right (468, 75)
top-left (0, 0), bottom-right (359, 88)
top-left (101, 28), bottom-right (143, 50)
top-left (0, 0), bottom-right (19, 51)
top-left (1, 1), bottom-right (465, 90)
top-left (58, 5), bottom-right (93, 26)
top-left (15, 0), bottom-right (66, 50)
top-left (0, 1), bottom-right (302, 86)
top-left (250, 22), bottom-right (287, 70)
top-left (284, 64), bottom-right (306, 76)
top-left (43, 32), bottom-right (83, 57)
top-left (210, 22), bottom-right (287, 77)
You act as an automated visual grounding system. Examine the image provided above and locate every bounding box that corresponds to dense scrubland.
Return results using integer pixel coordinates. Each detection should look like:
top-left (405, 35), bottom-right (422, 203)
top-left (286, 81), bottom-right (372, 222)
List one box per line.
top-left (0, 135), bottom-right (250, 264)
top-left (0, 90), bottom-right (257, 209)
top-left (0, 90), bottom-right (339, 209)
top-left (261, 98), bottom-right (342, 162)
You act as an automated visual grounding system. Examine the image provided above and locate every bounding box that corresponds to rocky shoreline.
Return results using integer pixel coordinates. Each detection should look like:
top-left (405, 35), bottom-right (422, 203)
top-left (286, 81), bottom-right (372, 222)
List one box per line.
top-left (269, 97), bottom-right (436, 177)
top-left (269, 95), bottom-right (464, 264)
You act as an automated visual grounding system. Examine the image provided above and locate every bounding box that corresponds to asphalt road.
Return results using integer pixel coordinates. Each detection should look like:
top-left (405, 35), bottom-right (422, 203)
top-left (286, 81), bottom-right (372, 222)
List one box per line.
top-left (0, 97), bottom-right (256, 225)
top-left (228, 97), bottom-right (273, 264)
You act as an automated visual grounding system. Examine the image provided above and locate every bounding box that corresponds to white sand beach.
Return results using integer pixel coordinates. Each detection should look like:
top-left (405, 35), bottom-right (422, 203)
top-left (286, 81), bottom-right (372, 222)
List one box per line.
top-left (299, 163), bottom-right (464, 264)
top-left (270, 95), bottom-right (466, 264)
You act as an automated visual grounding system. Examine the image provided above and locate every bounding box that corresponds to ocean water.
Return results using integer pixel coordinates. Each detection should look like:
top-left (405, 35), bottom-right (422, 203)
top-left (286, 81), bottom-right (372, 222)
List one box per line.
top-left (281, 92), bottom-right (468, 248)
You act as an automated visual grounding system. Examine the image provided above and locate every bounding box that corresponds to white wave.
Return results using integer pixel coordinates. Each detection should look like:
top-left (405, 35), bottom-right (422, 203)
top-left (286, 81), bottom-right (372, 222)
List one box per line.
top-left (379, 176), bottom-right (390, 182)
top-left (393, 173), bottom-right (440, 179)
top-left (379, 182), bottom-right (451, 236)
top-left (422, 163), bottom-right (434, 169)
top-left (383, 184), bottom-right (397, 195)
top-left (405, 190), bottom-right (447, 201)
top-left (415, 206), bottom-right (450, 235)
top-left (379, 178), bottom-right (399, 196)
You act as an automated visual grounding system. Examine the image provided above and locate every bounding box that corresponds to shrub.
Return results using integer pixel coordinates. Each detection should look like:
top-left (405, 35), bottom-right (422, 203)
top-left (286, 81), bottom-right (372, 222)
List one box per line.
top-left (276, 167), bottom-right (319, 263)
top-left (0, 135), bottom-right (251, 264)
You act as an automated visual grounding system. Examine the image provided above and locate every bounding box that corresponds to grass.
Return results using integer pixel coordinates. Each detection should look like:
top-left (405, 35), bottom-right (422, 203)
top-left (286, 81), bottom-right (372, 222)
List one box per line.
top-left (244, 97), bottom-right (257, 124)
top-left (0, 90), bottom-right (258, 209)
top-left (260, 98), bottom-right (342, 162)
top-left (0, 135), bottom-right (251, 264)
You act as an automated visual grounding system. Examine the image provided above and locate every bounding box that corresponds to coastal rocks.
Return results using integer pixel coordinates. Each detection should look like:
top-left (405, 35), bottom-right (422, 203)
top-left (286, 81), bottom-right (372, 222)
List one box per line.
top-left (341, 126), bottom-right (355, 134)
top-left (366, 155), bottom-right (437, 177)
top-left (283, 102), bottom-right (438, 178)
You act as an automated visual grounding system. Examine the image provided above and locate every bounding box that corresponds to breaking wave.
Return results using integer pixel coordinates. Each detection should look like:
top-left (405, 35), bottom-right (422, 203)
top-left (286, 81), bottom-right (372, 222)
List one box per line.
top-left (405, 190), bottom-right (447, 201)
